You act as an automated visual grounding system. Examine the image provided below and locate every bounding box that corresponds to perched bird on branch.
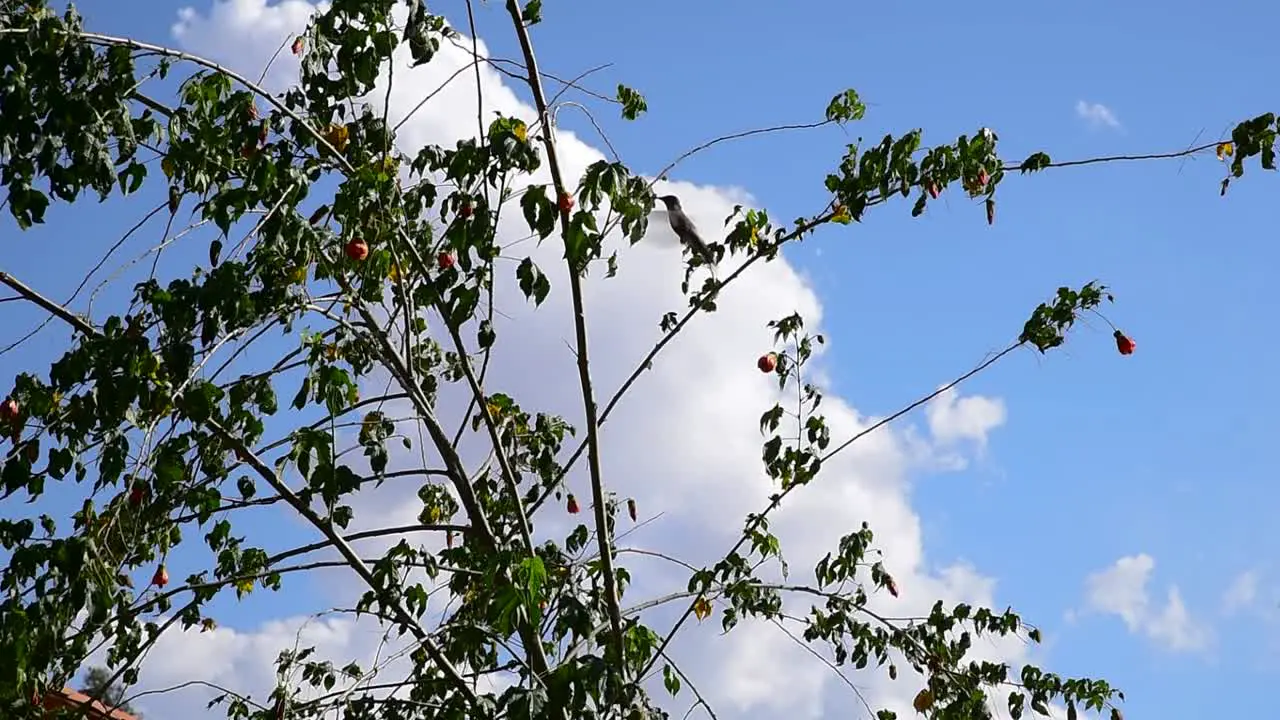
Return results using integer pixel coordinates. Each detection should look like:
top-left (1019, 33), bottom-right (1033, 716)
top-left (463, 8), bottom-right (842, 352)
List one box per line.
top-left (656, 194), bottom-right (716, 268)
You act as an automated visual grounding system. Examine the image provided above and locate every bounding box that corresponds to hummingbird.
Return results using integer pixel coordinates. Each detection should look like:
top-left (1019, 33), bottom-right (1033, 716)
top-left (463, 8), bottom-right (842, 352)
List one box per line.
top-left (656, 194), bottom-right (716, 268)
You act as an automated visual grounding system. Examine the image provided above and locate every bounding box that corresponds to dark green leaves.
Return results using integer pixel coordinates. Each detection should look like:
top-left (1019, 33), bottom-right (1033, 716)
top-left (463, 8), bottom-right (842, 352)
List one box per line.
top-left (522, 0), bottom-right (544, 25)
top-left (516, 258), bottom-right (551, 305)
top-left (616, 84), bottom-right (648, 120)
top-left (1227, 112), bottom-right (1279, 177)
top-left (521, 184), bottom-right (558, 239)
top-left (825, 89), bottom-right (867, 124)
top-left (1020, 282), bottom-right (1112, 353)
top-left (1019, 151), bottom-right (1052, 173)
top-left (404, 1), bottom-right (449, 66)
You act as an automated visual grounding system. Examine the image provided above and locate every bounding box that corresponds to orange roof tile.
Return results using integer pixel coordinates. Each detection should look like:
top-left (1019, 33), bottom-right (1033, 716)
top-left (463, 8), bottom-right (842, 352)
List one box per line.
top-left (42, 687), bottom-right (139, 720)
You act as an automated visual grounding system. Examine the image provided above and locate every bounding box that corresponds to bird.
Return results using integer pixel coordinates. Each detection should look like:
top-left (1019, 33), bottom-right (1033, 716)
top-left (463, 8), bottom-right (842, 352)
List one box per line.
top-left (656, 194), bottom-right (716, 268)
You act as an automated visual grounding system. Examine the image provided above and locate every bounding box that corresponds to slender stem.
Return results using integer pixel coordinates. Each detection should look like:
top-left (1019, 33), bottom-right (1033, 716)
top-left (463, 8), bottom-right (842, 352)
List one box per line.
top-left (503, 0), bottom-right (627, 693)
top-left (204, 419), bottom-right (480, 706)
top-left (636, 341), bottom-right (1025, 681)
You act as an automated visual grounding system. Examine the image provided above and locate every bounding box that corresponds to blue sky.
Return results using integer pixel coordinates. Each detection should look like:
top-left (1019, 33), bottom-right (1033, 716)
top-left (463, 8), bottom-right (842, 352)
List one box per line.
top-left (7, 0), bottom-right (1280, 717)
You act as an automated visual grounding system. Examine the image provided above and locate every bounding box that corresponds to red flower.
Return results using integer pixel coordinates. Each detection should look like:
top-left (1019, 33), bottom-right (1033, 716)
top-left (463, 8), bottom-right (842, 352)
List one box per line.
top-left (1114, 330), bottom-right (1136, 356)
top-left (128, 485), bottom-right (147, 506)
top-left (291, 36), bottom-right (304, 55)
top-left (977, 168), bottom-right (989, 186)
top-left (926, 181), bottom-right (940, 199)
top-left (566, 494), bottom-right (580, 514)
top-left (459, 202), bottom-right (473, 219)
top-left (558, 192), bottom-right (575, 214)
top-left (345, 238), bottom-right (369, 262)
top-left (757, 352), bottom-right (778, 374)
top-left (437, 252), bottom-right (456, 270)
top-left (152, 564), bottom-right (169, 588)
top-left (1, 397), bottom-right (20, 424)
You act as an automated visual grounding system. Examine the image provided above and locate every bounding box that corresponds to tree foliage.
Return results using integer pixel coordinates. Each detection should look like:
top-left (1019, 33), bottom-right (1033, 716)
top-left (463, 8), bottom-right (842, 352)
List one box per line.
top-left (81, 665), bottom-right (141, 717)
top-left (0, 2), bottom-right (1275, 719)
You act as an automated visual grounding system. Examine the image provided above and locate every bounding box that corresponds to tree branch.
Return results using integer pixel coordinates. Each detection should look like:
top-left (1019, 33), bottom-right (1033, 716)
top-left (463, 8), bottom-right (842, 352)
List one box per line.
top-left (203, 418), bottom-right (481, 707)
top-left (503, 0), bottom-right (627, 693)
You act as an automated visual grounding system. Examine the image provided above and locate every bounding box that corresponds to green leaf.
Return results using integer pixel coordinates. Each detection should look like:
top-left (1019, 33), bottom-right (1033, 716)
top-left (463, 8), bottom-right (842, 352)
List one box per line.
top-left (662, 663), bottom-right (681, 696)
top-left (825, 89), bottom-right (866, 124)
top-left (1019, 152), bottom-right (1052, 173)
top-left (520, 185), bottom-right (557, 239)
top-left (616, 84), bottom-right (648, 120)
top-left (516, 258), bottom-right (551, 305)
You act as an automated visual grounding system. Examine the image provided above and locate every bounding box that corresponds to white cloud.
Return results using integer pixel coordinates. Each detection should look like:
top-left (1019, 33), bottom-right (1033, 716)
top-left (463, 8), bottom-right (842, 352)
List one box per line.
top-left (926, 387), bottom-right (1006, 450)
top-left (1075, 100), bottom-right (1121, 130)
top-left (93, 2), bottom-right (1030, 718)
top-left (1222, 570), bottom-right (1260, 615)
top-left (1082, 554), bottom-right (1210, 653)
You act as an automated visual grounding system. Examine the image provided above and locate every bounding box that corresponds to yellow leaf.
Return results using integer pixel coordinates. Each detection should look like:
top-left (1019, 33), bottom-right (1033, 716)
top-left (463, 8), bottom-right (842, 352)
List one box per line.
top-left (693, 597), bottom-right (712, 622)
top-left (513, 121), bottom-right (528, 143)
top-left (1217, 142), bottom-right (1234, 160)
top-left (325, 123), bottom-right (350, 153)
top-left (161, 157), bottom-right (175, 178)
top-left (486, 402), bottom-right (501, 419)
top-left (289, 265), bottom-right (308, 284)
top-left (388, 263), bottom-right (401, 282)
top-left (912, 689), bottom-right (934, 713)
top-left (831, 204), bottom-right (852, 225)
top-left (235, 578), bottom-right (255, 593)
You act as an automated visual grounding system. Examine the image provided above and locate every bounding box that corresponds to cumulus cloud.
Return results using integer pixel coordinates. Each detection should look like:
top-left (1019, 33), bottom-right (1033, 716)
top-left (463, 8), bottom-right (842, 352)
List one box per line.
top-left (1075, 100), bottom-right (1122, 130)
top-left (95, 2), bottom-right (1023, 718)
top-left (926, 387), bottom-right (1006, 449)
top-left (1221, 570), bottom-right (1260, 616)
top-left (1082, 554), bottom-right (1210, 653)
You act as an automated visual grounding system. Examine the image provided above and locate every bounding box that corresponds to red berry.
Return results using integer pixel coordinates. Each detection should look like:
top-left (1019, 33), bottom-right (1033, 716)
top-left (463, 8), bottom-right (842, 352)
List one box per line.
top-left (566, 494), bottom-right (580, 514)
top-left (152, 564), bottom-right (169, 588)
top-left (345, 238), bottom-right (369, 261)
top-left (0, 397), bottom-right (19, 424)
top-left (627, 498), bottom-right (637, 522)
top-left (757, 352), bottom-right (778, 374)
top-left (437, 252), bottom-right (456, 270)
top-left (1114, 330), bottom-right (1136, 356)
top-left (558, 192), bottom-right (574, 214)
top-left (291, 36), bottom-right (304, 55)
